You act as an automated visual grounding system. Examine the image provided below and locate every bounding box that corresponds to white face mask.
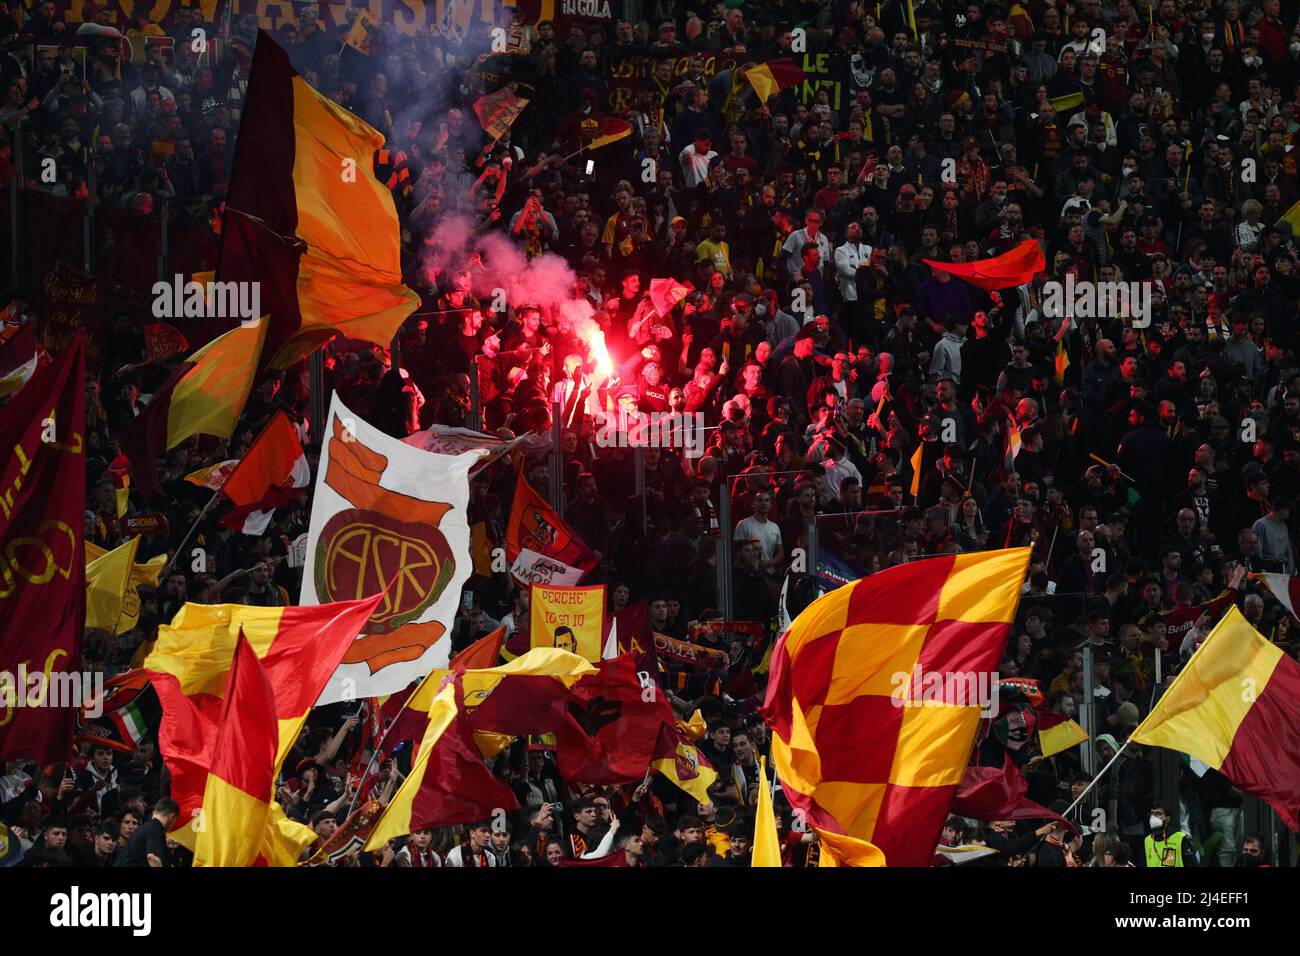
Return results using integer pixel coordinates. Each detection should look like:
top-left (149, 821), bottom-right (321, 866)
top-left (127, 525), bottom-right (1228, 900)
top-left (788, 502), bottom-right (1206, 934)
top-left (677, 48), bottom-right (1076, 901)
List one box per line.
top-left (1150, 814), bottom-right (1165, 830)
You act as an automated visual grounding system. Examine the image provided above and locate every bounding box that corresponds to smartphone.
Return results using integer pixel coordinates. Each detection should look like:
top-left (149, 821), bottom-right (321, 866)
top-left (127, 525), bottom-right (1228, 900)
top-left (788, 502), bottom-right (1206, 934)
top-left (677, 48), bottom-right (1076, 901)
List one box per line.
top-left (462, 590), bottom-right (474, 611)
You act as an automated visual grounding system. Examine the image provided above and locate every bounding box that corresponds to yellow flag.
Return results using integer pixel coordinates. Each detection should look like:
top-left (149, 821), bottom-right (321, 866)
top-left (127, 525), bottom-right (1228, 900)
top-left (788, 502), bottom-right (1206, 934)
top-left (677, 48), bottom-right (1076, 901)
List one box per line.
top-left (530, 584), bottom-right (607, 662)
top-left (1129, 606), bottom-right (1284, 765)
top-left (1038, 715), bottom-right (1089, 757)
top-left (679, 708), bottom-right (707, 741)
top-left (86, 540), bottom-right (168, 634)
top-left (164, 317), bottom-right (269, 447)
top-left (752, 756), bottom-right (781, 867)
top-left (1050, 91), bottom-right (1084, 114)
top-left (1053, 339), bottom-right (1070, 382)
top-left (1279, 197), bottom-right (1300, 235)
top-left (909, 442), bottom-right (924, 497)
top-left (651, 726), bottom-right (718, 805)
top-left (85, 537), bottom-right (140, 632)
top-left (344, 8), bottom-right (376, 54)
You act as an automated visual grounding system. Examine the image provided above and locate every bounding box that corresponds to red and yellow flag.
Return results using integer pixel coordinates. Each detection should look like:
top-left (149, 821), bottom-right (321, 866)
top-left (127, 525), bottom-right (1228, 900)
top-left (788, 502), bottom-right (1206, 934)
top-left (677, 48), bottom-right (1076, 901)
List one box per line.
top-left (586, 117), bottom-right (632, 151)
top-left (651, 721), bottom-right (717, 805)
top-left (194, 632), bottom-right (278, 867)
top-left (216, 32), bottom-right (419, 370)
top-left (908, 441), bottom-right (924, 498)
top-left (142, 322), bottom-right (189, 364)
top-left (119, 318), bottom-right (268, 502)
top-left (1037, 710), bottom-right (1088, 758)
top-left (1053, 339), bottom-right (1070, 383)
top-left (505, 473), bottom-right (597, 584)
top-left (144, 593), bottom-right (383, 859)
top-left (744, 59), bottom-right (806, 102)
top-left (450, 625), bottom-right (506, 670)
top-left (184, 459), bottom-right (240, 490)
top-left (367, 649), bottom-right (597, 846)
top-left (761, 548), bottom-right (1031, 865)
top-left (1130, 606), bottom-right (1300, 829)
top-left (220, 411), bottom-right (304, 509)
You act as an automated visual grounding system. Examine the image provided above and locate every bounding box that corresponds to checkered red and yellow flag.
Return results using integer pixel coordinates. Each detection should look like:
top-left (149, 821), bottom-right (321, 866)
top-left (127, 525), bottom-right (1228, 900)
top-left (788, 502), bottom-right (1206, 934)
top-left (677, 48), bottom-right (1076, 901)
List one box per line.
top-left (761, 548), bottom-right (1031, 866)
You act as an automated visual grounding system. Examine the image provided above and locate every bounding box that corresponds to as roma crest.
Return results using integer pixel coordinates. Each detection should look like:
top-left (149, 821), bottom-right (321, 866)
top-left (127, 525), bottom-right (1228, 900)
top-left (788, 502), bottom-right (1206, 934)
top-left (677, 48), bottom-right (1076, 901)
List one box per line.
top-left (674, 744), bottom-right (700, 781)
top-left (314, 418), bottom-right (458, 673)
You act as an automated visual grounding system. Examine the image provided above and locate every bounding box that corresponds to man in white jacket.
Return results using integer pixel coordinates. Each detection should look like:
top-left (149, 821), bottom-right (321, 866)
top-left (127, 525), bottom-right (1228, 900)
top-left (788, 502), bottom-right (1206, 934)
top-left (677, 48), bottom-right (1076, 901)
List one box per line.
top-left (832, 221), bottom-right (873, 308)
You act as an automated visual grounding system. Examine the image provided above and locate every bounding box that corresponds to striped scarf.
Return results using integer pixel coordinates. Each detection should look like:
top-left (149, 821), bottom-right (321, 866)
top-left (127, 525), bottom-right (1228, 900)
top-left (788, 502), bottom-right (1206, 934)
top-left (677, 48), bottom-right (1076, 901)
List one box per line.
top-left (1223, 17), bottom-right (1245, 52)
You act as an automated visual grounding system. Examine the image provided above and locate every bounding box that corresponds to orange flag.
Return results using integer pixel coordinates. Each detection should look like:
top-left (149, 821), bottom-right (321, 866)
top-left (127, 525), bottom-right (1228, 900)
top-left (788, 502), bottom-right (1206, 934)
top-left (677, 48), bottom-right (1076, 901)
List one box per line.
top-left (922, 239), bottom-right (1046, 293)
top-left (450, 626), bottom-right (506, 669)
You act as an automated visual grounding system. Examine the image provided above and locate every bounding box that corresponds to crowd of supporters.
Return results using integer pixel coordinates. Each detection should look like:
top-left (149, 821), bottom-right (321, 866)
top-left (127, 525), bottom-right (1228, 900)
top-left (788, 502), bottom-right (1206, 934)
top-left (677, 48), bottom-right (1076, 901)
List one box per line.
top-left (3, 0), bottom-right (1299, 867)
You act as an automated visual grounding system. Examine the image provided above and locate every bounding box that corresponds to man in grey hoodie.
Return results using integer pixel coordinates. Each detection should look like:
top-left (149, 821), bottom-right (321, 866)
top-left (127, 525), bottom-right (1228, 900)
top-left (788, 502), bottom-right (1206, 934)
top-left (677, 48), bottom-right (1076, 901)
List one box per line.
top-left (929, 316), bottom-right (967, 384)
top-left (1252, 495), bottom-right (1296, 573)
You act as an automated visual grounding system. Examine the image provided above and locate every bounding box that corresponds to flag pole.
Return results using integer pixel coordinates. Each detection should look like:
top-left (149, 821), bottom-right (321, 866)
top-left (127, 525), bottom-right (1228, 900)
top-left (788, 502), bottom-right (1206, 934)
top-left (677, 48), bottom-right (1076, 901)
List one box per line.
top-left (1061, 737), bottom-right (1131, 819)
top-left (163, 484), bottom-right (226, 575)
top-left (560, 144), bottom-right (588, 165)
top-left (1087, 452), bottom-right (1135, 484)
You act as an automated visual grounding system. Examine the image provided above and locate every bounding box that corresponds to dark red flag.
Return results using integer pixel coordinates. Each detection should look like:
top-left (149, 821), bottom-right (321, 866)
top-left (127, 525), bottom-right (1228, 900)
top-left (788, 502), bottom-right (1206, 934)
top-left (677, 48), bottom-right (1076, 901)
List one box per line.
top-left (0, 332), bottom-right (86, 762)
top-left (607, 601), bottom-right (660, 674)
top-left (407, 674), bottom-right (519, 829)
top-left (951, 757), bottom-right (1077, 832)
top-left (555, 655), bottom-right (673, 783)
top-left (557, 851), bottom-right (629, 867)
